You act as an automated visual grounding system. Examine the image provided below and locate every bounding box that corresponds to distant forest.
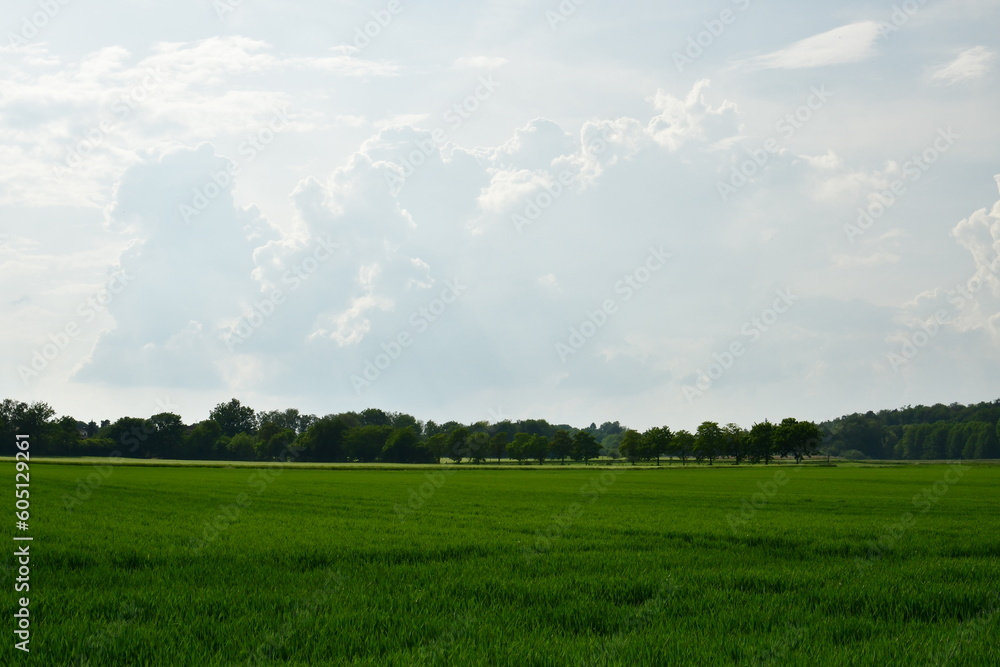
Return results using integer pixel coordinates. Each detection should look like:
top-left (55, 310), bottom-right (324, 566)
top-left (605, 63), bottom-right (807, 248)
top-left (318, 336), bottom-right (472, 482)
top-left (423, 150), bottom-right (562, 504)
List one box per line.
top-left (821, 400), bottom-right (1000, 461)
top-left (2, 397), bottom-right (999, 464)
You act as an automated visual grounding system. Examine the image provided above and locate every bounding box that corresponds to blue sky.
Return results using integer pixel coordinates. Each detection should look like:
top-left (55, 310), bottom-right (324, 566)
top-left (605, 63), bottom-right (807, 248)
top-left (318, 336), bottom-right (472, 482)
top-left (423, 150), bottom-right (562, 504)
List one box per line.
top-left (2, 0), bottom-right (999, 430)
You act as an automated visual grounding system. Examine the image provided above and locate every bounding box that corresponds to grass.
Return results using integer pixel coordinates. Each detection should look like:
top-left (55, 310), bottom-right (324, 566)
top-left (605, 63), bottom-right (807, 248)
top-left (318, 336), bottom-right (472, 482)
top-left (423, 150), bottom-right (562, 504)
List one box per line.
top-left (7, 461), bottom-right (999, 665)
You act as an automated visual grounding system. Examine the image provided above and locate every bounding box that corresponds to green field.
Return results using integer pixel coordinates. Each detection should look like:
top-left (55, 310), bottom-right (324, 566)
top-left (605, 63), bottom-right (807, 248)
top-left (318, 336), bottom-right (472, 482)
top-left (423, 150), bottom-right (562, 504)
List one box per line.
top-left (8, 461), bottom-right (1000, 665)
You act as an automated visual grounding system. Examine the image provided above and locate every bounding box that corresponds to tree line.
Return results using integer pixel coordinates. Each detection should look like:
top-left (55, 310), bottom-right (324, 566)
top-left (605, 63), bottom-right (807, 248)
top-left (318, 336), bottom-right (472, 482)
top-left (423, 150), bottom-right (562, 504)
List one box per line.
top-left (2, 396), bottom-right (998, 465)
top-left (821, 399), bottom-right (1000, 460)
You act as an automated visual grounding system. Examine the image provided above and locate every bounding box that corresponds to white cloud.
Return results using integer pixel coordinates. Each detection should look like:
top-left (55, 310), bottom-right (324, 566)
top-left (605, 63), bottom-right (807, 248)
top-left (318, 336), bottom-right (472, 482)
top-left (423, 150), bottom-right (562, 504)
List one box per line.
top-left (930, 46), bottom-right (997, 84)
top-left (4, 3), bottom-right (1000, 429)
top-left (738, 21), bottom-right (883, 71)
top-left (454, 56), bottom-right (508, 69)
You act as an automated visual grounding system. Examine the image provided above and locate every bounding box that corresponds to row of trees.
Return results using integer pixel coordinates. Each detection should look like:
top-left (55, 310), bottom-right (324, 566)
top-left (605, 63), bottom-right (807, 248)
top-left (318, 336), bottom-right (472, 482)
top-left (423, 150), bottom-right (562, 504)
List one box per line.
top-left (617, 418), bottom-right (823, 466)
top-left (821, 400), bottom-right (1000, 460)
top-left (3, 397), bottom-right (998, 464)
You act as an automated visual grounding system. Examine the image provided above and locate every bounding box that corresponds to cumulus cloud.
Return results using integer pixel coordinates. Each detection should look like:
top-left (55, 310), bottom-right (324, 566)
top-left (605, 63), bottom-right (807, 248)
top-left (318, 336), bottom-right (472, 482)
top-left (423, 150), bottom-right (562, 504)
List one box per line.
top-left (73, 144), bottom-right (276, 387)
top-left (5, 0), bottom-right (997, 429)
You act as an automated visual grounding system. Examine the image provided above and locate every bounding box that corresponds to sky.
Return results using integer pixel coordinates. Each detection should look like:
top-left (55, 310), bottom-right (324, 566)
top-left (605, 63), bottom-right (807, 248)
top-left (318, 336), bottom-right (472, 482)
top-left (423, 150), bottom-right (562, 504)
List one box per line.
top-left (2, 0), bottom-right (999, 431)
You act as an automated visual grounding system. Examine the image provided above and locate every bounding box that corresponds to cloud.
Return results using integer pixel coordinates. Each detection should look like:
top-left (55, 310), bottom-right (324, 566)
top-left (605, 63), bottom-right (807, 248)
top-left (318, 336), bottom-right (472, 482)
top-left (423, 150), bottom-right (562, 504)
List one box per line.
top-left (930, 46), bottom-right (997, 84)
top-left (832, 251), bottom-right (900, 268)
top-left (646, 79), bottom-right (740, 150)
top-left (454, 56), bottom-right (508, 69)
top-left (72, 144), bottom-right (277, 387)
top-left (738, 21), bottom-right (883, 71)
top-left (0, 36), bottom-right (392, 209)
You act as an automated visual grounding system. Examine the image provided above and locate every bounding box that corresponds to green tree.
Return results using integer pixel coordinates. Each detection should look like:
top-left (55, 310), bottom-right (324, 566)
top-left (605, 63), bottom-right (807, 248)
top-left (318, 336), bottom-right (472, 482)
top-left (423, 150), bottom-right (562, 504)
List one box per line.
top-left (571, 431), bottom-right (601, 464)
top-left (297, 415), bottom-right (349, 462)
top-left (974, 422), bottom-right (1000, 459)
top-left (671, 430), bottom-right (695, 465)
top-left (601, 433), bottom-right (623, 460)
top-left (448, 426), bottom-right (470, 463)
top-left (1, 400), bottom-right (56, 451)
top-left (508, 433), bottom-right (531, 464)
top-left (695, 421), bottom-right (724, 465)
top-left (550, 430), bottom-right (574, 464)
top-left (344, 425), bottom-right (392, 462)
top-left (468, 431), bottom-right (490, 464)
top-left (210, 398), bottom-right (257, 437)
top-left (47, 415), bottom-right (82, 456)
top-left (526, 435), bottom-right (549, 464)
top-left (256, 428), bottom-right (297, 461)
top-left (748, 420), bottom-right (776, 464)
top-left (359, 408), bottom-right (392, 427)
top-left (425, 433), bottom-right (449, 463)
top-left (643, 426), bottom-right (673, 465)
top-left (922, 422), bottom-right (949, 460)
top-left (224, 432), bottom-right (256, 460)
top-left (945, 424), bottom-right (966, 460)
top-left (184, 420), bottom-right (223, 459)
top-left (257, 408), bottom-right (309, 434)
top-left (722, 423), bottom-right (748, 464)
top-left (146, 412), bottom-right (185, 458)
top-left (489, 431), bottom-right (508, 463)
top-left (380, 427), bottom-right (434, 463)
top-left (774, 418), bottom-right (822, 464)
top-left (619, 429), bottom-right (644, 465)
top-left (102, 416), bottom-right (152, 457)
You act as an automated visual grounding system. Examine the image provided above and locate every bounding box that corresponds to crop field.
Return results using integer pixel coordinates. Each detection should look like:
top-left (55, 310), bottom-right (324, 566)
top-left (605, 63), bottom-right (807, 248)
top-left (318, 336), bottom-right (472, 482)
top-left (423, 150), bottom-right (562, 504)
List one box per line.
top-left (8, 461), bottom-right (1000, 665)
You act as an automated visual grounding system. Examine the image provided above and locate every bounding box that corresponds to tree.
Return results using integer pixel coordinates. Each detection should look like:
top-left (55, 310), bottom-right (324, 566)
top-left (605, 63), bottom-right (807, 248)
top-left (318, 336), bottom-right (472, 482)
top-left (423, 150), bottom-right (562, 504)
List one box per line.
top-left (468, 431), bottom-right (490, 464)
top-left (102, 417), bottom-right (152, 457)
top-left (508, 433), bottom-right (532, 464)
top-left (257, 428), bottom-right (297, 461)
top-left (946, 424), bottom-right (967, 460)
top-left (47, 415), bottom-right (82, 456)
top-left (390, 412), bottom-right (420, 431)
top-left (210, 399), bottom-right (257, 438)
top-left (1, 400), bottom-right (55, 450)
top-left (592, 421), bottom-right (624, 441)
top-left (572, 431), bottom-right (601, 464)
top-left (643, 426), bottom-right (673, 465)
top-left (526, 435), bottom-right (549, 465)
top-left (297, 415), bottom-right (349, 462)
top-left (489, 431), bottom-right (508, 463)
top-left (381, 427), bottom-right (434, 463)
top-left (922, 422), bottom-right (949, 460)
top-left (256, 419), bottom-right (285, 452)
top-left (549, 430), bottom-right (574, 464)
top-left (695, 421), bottom-right (724, 465)
top-left (600, 434), bottom-right (623, 460)
top-left (224, 432), bottom-right (256, 460)
top-left (619, 429), bottom-right (644, 465)
top-left (518, 419), bottom-right (554, 438)
top-left (774, 418), bottom-right (822, 464)
top-left (359, 408), bottom-right (392, 427)
top-left (184, 420), bottom-right (223, 459)
top-left (257, 408), bottom-right (308, 434)
top-left (344, 425), bottom-right (392, 462)
top-left (146, 412), bottom-right (185, 458)
top-left (974, 422), bottom-right (1000, 459)
top-left (447, 426), bottom-right (470, 463)
top-left (671, 430), bottom-right (695, 465)
top-left (748, 421), bottom-right (776, 464)
top-left (722, 423), bottom-right (748, 464)
top-left (425, 434), bottom-right (449, 463)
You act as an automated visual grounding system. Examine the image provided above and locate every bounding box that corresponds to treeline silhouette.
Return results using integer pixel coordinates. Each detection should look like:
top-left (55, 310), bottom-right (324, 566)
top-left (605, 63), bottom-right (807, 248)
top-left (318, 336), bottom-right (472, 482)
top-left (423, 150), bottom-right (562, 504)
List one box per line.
top-left (2, 396), bottom-right (998, 464)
